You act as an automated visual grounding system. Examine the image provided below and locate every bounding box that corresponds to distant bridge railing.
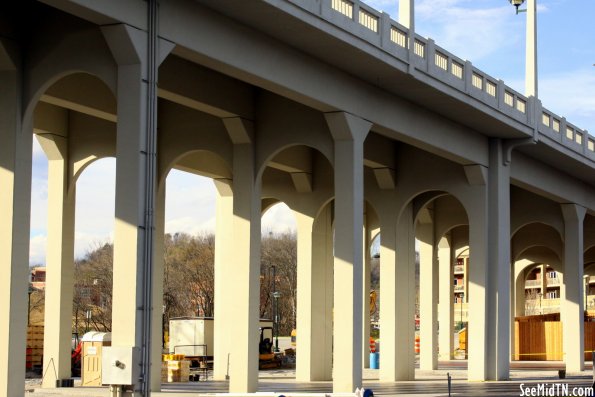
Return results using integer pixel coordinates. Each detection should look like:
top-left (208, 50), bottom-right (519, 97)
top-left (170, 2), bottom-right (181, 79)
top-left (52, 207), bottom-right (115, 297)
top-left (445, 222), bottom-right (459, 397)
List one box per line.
top-left (288, 0), bottom-right (594, 161)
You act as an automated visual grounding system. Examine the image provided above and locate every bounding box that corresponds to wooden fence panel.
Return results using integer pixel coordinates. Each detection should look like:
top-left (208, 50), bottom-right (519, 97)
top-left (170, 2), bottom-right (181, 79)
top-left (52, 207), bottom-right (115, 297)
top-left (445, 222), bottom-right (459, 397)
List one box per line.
top-left (512, 321), bottom-right (595, 361)
top-left (514, 321), bottom-right (562, 361)
top-left (584, 322), bottom-right (595, 361)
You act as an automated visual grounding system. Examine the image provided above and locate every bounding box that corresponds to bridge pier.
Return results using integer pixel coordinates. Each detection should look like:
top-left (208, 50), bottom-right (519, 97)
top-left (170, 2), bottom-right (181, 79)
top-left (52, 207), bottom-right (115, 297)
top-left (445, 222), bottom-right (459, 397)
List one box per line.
top-left (562, 203), bottom-right (586, 373)
top-left (37, 132), bottom-right (76, 388)
top-left (438, 234), bottom-right (455, 361)
top-left (0, 43), bottom-right (31, 397)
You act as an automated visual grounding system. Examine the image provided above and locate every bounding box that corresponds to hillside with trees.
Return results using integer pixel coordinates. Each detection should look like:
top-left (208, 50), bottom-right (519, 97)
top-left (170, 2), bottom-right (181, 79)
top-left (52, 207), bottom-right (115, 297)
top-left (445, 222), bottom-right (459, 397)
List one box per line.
top-left (70, 232), bottom-right (298, 336)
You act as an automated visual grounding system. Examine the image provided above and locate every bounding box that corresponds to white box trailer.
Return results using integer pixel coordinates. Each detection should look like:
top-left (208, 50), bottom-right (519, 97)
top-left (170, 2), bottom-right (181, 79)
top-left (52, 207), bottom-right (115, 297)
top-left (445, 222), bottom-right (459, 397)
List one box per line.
top-left (169, 317), bottom-right (273, 357)
top-left (169, 317), bottom-right (213, 357)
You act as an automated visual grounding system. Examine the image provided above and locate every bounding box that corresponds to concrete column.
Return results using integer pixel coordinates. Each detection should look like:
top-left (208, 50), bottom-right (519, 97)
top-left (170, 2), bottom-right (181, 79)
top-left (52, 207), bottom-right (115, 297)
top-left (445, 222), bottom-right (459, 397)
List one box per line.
top-left (325, 112), bottom-right (371, 392)
top-left (438, 235), bottom-right (454, 361)
top-left (510, 262), bottom-right (518, 360)
top-left (379, 214), bottom-right (397, 380)
top-left (213, 179), bottom-right (233, 381)
top-left (395, 204), bottom-right (416, 379)
top-left (37, 134), bottom-right (76, 388)
top-left (379, 204), bottom-right (415, 381)
top-left (362, 218), bottom-right (371, 368)
top-left (150, 186), bottom-right (166, 391)
top-left (103, 25), bottom-right (173, 393)
top-left (104, 26), bottom-right (150, 365)
top-left (223, 118), bottom-right (261, 393)
top-left (296, 206), bottom-right (333, 381)
top-left (486, 139), bottom-right (511, 381)
top-left (419, 222), bottom-right (438, 370)
top-left (0, 43), bottom-right (32, 397)
top-left (468, 139), bottom-right (511, 381)
top-left (561, 203), bottom-right (586, 373)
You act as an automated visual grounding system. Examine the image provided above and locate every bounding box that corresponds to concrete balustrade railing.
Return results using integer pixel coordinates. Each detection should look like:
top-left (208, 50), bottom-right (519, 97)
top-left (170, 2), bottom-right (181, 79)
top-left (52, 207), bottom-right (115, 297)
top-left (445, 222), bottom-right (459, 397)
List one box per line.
top-left (540, 107), bottom-right (594, 159)
top-left (288, 0), bottom-right (593, 163)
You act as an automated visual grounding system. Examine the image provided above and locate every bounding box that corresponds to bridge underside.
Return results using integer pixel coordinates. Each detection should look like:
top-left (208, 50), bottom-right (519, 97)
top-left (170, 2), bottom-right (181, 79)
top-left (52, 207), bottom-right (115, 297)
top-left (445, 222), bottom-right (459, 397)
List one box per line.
top-left (1, 1), bottom-right (595, 396)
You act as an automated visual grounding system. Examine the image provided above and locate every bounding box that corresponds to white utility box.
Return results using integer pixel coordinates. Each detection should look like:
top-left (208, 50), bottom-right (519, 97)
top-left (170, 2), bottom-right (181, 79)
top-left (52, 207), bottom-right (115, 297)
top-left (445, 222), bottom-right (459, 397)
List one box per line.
top-left (101, 346), bottom-right (140, 385)
top-left (169, 317), bottom-right (214, 356)
top-left (81, 332), bottom-right (111, 386)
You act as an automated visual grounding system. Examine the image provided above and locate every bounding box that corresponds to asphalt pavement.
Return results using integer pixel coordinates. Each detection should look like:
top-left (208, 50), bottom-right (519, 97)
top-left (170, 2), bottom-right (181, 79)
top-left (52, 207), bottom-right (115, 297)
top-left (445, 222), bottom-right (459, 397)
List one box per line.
top-left (25, 362), bottom-right (595, 397)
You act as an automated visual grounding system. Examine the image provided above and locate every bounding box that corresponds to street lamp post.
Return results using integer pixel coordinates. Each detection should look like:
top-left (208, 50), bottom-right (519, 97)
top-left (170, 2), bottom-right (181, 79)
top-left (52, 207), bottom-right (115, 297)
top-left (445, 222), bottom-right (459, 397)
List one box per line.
top-left (27, 286), bottom-right (34, 326)
top-left (272, 291), bottom-right (281, 353)
top-left (585, 276), bottom-right (590, 312)
top-left (459, 293), bottom-right (464, 330)
top-left (508, 0), bottom-right (538, 98)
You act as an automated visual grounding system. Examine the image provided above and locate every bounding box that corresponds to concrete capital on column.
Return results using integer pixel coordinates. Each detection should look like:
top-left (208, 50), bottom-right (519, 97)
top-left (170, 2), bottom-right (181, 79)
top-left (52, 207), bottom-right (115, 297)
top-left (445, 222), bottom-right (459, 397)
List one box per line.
top-left (324, 112), bottom-right (372, 142)
top-left (0, 38), bottom-right (20, 71)
top-left (223, 117), bottom-right (254, 144)
top-left (36, 134), bottom-right (67, 161)
top-left (214, 178), bottom-right (233, 197)
top-left (101, 24), bottom-right (175, 67)
top-left (561, 203), bottom-right (587, 224)
top-left (463, 164), bottom-right (487, 186)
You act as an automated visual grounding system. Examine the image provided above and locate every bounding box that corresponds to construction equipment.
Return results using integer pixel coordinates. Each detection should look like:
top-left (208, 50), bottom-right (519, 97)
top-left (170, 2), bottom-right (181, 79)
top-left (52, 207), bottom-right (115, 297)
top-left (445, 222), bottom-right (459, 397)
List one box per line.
top-left (258, 327), bottom-right (282, 369)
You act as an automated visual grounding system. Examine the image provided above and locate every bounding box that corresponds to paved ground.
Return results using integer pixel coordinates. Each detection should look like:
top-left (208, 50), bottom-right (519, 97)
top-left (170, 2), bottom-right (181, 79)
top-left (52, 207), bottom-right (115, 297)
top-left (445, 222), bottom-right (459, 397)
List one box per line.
top-left (25, 362), bottom-right (595, 397)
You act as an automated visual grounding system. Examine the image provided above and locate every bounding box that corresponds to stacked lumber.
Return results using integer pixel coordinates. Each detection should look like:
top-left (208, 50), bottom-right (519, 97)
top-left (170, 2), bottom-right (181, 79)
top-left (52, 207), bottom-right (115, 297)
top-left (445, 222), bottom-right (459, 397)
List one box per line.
top-left (27, 325), bottom-right (44, 370)
top-left (165, 360), bottom-right (190, 383)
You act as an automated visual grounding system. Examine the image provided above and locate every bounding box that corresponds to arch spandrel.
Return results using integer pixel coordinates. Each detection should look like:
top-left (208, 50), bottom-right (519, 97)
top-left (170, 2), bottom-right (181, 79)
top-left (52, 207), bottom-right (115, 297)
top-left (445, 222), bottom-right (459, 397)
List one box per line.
top-left (512, 223), bottom-right (563, 262)
top-left (261, 146), bottom-right (334, 219)
top-left (24, 14), bottom-right (117, 124)
top-left (510, 186), bottom-right (564, 237)
top-left (255, 93), bottom-right (333, 177)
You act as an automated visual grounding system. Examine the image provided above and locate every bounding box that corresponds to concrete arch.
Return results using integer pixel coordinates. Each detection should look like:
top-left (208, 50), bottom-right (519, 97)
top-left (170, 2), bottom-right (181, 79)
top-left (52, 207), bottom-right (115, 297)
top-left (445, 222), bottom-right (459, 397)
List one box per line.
top-left (23, 13), bottom-right (117, 126)
top-left (515, 247), bottom-right (562, 273)
top-left (158, 101), bottom-right (233, 187)
top-left (512, 222), bottom-right (563, 263)
top-left (256, 142), bottom-right (333, 184)
top-left (255, 92), bottom-right (333, 176)
top-left (510, 187), bottom-right (564, 237)
top-left (159, 149), bottom-right (232, 192)
top-left (457, 247), bottom-right (469, 259)
top-left (70, 155), bottom-right (114, 196)
top-left (259, 143), bottom-right (334, 222)
top-left (450, 226), bottom-right (470, 253)
top-left (585, 216), bottom-right (595, 252)
top-left (383, 146), bottom-right (482, 231)
top-left (365, 201), bottom-right (380, 232)
top-left (585, 247), bottom-right (595, 269)
top-left (262, 198), bottom-right (281, 214)
top-left (434, 196), bottom-right (469, 241)
top-left (31, 71), bottom-right (117, 195)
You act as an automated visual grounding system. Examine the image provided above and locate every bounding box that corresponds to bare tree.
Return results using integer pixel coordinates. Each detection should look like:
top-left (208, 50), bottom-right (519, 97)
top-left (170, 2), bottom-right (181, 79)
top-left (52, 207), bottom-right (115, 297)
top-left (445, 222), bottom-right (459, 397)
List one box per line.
top-left (73, 242), bottom-right (113, 333)
top-left (163, 233), bottom-right (215, 321)
top-left (261, 232), bottom-right (297, 335)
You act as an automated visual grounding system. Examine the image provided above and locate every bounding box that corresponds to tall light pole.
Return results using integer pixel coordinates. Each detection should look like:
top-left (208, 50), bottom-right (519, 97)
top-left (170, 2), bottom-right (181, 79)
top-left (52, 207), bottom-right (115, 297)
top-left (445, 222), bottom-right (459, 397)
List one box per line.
top-left (508, 0), bottom-right (538, 98)
top-left (273, 291), bottom-right (281, 353)
top-left (460, 292), bottom-right (464, 330)
top-left (399, 0), bottom-right (415, 73)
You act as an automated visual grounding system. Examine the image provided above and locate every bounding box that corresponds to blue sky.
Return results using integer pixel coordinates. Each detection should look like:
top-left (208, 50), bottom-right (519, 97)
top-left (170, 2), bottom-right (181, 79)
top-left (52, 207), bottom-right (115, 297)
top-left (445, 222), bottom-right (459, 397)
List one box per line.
top-left (28, 0), bottom-right (595, 264)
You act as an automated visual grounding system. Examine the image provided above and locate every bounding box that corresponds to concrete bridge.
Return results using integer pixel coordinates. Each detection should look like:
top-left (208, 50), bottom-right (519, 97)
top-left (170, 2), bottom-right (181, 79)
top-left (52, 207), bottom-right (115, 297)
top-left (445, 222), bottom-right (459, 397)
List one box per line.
top-left (1, 0), bottom-right (594, 396)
